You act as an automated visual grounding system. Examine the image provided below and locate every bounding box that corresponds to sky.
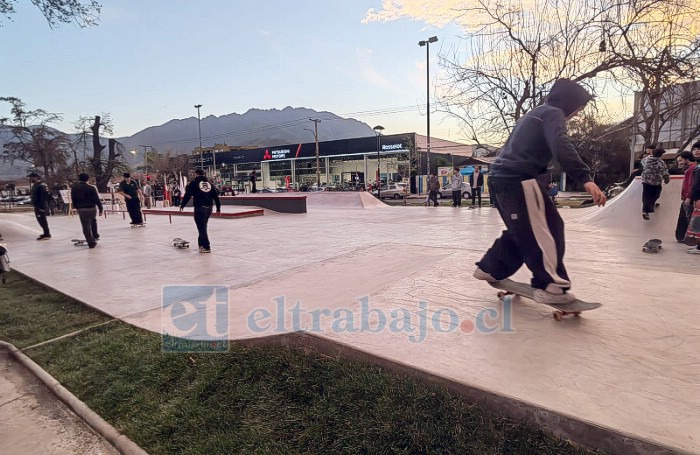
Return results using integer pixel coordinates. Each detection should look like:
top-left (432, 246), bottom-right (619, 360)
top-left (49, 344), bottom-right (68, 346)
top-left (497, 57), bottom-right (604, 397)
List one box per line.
top-left (1, 0), bottom-right (472, 142)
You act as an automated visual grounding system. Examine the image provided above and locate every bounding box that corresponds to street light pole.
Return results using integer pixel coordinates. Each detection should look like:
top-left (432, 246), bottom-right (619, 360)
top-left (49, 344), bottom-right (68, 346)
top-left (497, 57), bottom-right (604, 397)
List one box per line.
top-left (138, 145), bottom-right (151, 177)
top-left (309, 118), bottom-right (321, 186)
top-left (419, 36), bottom-right (437, 175)
top-left (373, 125), bottom-right (384, 198)
top-left (194, 104), bottom-right (203, 169)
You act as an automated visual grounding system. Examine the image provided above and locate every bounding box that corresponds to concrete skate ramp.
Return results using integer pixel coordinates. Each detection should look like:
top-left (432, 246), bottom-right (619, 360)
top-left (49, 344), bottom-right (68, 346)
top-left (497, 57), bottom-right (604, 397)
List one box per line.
top-left (305, 192), bottom-right (388, 209)
top-left (571, 176), bottom-right (683, 238)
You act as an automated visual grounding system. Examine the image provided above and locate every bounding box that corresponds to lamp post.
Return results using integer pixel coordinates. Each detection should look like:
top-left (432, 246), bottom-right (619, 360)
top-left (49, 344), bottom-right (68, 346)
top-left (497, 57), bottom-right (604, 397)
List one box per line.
top-left (373, 125), bottom-right (384, 198)
top-left (308, 118), bottom-right (321, 186)
top-left (194, 104), bottom-right (203, 169)
top-left (418, 36), bottom-right (437, 175)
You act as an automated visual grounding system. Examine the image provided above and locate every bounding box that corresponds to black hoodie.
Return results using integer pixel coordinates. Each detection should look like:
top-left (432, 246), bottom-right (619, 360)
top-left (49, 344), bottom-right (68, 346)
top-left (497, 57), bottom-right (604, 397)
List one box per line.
top-left (181, 175), bottom-right (221, 210)
top-left (489, 79), bottom-right (593, 185)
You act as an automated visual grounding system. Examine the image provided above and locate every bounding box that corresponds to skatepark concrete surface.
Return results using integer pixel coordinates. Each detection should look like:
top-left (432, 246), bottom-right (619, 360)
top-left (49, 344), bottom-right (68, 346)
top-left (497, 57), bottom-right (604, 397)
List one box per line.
top-left (0, 349), bottom-right (118, 455)
top-left (0, 181), bottom-right (698, 454)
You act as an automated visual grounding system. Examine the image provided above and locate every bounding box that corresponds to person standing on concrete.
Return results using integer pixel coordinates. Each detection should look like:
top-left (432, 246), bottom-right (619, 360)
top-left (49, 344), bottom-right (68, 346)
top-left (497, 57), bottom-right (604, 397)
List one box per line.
top-left (28, 172), bottom-right (51, 240)
top-left (675, 149), bottom-right (696, 242)
top-left (427, 173), bottom-right (440, 207)
top-left (180, 169), bottom-right (221, 253)
top-left (473, 78), bottom-right (606, 305)
top-left (469, 166), bottom-right (484, 209)
top-left (142, 179), bottom-right (152, 209)
top-left (71, 173), bottom-right (103, 248)
top-left (641, 148), bottom-right (670, 220)
top-left (250, 169), bottom-right (258, 193)
top-left (450, 168), bottom-right (463, 207)
top-left (117, 173), bottom-right (144, 226)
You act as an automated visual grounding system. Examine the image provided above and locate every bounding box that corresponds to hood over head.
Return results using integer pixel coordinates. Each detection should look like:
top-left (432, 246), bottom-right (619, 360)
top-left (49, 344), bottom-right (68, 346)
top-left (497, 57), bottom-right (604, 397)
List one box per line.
top-left (545, 79), bottom-right (593, 117)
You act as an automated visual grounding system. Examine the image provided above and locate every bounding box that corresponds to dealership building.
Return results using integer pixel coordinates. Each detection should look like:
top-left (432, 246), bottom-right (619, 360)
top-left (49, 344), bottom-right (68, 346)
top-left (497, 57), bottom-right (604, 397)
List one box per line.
top-left (190, 133), bottom-right (482, 193)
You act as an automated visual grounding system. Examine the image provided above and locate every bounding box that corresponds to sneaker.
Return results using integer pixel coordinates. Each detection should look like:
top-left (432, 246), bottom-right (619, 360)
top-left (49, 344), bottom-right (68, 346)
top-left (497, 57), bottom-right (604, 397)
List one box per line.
top-left (533, 286), bottom-right (577, 305)
top-left (94, 236), bottom-right (100, 241)
top-left (642, 213), bottom-right (650, 220)
top-left (37, 234), bottom-right (51, 240)
top-left (473, 267), bottom-right (497, 282)
top-left (687, 247), bottom-right (700, 255)
top-left (88, 243), bottom-right (97, 249)
top-left (199, 247), bottom-right (211, 253)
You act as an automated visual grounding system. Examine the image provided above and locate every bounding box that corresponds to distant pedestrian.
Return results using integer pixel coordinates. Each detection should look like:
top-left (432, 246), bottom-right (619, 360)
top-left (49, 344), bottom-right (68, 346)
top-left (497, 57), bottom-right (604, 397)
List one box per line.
top-left (427, 173), bottom-right (440, 207)
top-left (250, 169), bottom-right (258, 193)
top-left (117, 173), bottom-right (144, 225)
top-left (71, 173), bottom-right (103, 248)
top-left (469, 166), bottom-right (484, 208)
top-left (450, 168), bottom-right (463, 207)
top-left (28, 172), bottom-right (51, 240)
top-left (142, 180), bottom-right (153, 208)
top-left (172, 184), bottom-right (181, 207)
top-left (181, 169), bottom-right (221, 253)
top-left (641, 148), bottom-right (670, 220)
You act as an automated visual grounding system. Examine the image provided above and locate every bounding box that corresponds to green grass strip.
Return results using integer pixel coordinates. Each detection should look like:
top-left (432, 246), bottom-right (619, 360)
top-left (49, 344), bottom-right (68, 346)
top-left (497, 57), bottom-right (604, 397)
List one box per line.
top-left (1, 272), bottom-right (604, 455)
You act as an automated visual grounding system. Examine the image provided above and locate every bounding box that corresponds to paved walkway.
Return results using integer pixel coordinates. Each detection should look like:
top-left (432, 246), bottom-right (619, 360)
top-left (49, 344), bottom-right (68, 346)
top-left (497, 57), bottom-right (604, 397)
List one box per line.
top-left (0, 350), bottom-right (118, 455)
top-left (0, 183), bottom-right (698, 454)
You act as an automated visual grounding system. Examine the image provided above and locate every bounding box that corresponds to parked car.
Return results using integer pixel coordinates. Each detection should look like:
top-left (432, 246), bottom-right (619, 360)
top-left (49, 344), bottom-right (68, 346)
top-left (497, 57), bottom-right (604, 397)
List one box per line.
top-left (438, 182), bottom-right (472, 200)
top-left (372, 183), bottom-right (408, 199)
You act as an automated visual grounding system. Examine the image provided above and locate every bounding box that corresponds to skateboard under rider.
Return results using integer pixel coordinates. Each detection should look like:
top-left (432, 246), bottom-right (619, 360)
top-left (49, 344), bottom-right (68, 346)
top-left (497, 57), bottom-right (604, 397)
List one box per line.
top-left (488, 279), bottom-right (602, 320)
top-left (71, 239), bottom-right (90, 246)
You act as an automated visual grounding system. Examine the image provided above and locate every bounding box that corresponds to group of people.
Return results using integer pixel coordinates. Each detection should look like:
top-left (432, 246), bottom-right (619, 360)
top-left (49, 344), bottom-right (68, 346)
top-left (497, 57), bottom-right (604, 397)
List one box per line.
top-left (28, 170), bottom-right (222, 253)
top-left (425, 166), bottom-right (485, 208)
top-left (631, 142), bottom-right (700, 252)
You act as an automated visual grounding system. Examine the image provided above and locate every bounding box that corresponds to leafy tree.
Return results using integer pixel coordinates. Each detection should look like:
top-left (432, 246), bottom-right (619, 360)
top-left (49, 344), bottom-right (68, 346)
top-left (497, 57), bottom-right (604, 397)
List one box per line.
top-left (0, 0), bottom-right (101, 28)
top-left (0, 96), bottom-right (70, 185)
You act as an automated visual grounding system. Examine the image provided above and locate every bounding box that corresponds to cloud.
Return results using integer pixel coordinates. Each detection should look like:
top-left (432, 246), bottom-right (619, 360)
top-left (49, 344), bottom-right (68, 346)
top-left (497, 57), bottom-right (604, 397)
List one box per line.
top-left (362, 0), bottom-right (473, 28)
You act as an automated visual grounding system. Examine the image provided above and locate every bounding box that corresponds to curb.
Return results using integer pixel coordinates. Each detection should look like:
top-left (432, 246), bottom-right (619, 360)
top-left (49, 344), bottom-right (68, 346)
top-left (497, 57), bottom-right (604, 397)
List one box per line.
top-left (0, 341), bottom-right (149, 455)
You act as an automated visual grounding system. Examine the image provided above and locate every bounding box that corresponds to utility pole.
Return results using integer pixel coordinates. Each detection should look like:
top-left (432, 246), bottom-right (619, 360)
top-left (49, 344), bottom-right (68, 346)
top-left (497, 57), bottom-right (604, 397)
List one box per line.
top-left (194, 104), bottom-right (203, 170)
top-left (309, 118), bottom-right (322, 186)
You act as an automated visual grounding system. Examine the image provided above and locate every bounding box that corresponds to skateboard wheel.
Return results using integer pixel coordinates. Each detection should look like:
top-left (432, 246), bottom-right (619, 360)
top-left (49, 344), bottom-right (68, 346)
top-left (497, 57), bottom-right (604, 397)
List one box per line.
top-left (553, 311), bottom-right (563, 321)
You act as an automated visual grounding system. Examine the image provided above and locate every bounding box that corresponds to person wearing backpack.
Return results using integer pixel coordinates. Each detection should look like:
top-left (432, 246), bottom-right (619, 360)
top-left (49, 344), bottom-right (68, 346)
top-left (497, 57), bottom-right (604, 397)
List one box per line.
top-left (180, 169), bottom-right (221, 253)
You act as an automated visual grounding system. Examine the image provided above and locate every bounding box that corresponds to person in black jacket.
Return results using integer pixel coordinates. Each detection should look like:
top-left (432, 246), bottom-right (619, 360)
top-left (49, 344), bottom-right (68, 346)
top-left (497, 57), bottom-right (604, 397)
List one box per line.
top-left (71, 173), bottom-right (103, 248)
top-left (468, 166), bottom-right (485, 208)
top-left (28, 172), bottom-right (51, 240)
top-left (688, 159), bottom-right (700, 254)
top-left (180, 169), bottom-right (221, 253)
top-left (473, 79), bottom-right (607, 304)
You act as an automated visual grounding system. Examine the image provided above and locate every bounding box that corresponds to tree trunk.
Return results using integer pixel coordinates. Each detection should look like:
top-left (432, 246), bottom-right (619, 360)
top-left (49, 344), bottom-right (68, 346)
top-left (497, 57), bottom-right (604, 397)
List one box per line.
top-left (90, 116), bottom-right (106, 189)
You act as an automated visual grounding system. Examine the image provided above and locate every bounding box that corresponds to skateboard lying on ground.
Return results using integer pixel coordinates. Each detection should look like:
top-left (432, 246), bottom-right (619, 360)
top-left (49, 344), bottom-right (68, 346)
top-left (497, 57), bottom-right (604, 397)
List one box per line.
top-left (71, 239), bottom-right (89, 246)
top-left (173, 237), bottom-right (189, 249)
top-left (488, 279), bottom-right (602, 320)
top-left (131, 223), bottom-right (146, 228)
top-left (642, 238), bottom-right (662, 253)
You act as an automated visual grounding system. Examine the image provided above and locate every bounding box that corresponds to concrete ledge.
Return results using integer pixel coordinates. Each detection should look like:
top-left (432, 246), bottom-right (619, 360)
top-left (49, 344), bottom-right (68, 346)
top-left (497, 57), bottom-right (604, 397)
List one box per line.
top-left (237, 332), bottom-right (694, 455)
top-left (220, 195), bottom-right (307, 213)
top-left (142, 207), bottom-right (264, 219)
top-left (0, 341), bottom-right (149, 455)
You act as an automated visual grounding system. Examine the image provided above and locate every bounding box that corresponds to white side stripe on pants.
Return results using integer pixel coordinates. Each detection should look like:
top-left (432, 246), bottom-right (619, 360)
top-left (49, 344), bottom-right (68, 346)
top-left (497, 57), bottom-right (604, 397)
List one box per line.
top-left (521, 179), bottom-right (571, 289)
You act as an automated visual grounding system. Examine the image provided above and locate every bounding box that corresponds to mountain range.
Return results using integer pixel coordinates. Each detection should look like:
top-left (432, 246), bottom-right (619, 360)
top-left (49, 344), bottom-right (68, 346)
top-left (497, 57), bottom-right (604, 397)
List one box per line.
top-left (0, 107), bottom-right (376, 180)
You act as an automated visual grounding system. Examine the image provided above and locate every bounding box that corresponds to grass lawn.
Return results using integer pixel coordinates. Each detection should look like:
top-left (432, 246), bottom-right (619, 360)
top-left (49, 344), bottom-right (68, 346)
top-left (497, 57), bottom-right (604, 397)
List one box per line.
top-left (0, 271), bottom-right (604, 455)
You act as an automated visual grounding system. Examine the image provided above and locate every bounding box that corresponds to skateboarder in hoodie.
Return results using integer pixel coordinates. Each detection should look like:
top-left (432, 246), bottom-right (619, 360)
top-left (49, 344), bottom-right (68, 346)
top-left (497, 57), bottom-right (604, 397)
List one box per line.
top-left (473, 78), bottom-right (606, 304)
top-left (180, 169), bottom-right (221, 253)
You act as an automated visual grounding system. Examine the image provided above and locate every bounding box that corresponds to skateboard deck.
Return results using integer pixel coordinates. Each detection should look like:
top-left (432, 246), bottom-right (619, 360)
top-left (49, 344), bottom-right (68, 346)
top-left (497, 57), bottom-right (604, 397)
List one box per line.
top-left (488, 279), bottom-right (602, 320)
top-left (131, 223), bottom-right (146, 228)
top-left (173, 237), bottom-right (189, 249)
top-left (71, 238), bottom-right (88, 246)
top-left (642, 238), bottom-right (662, 253)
